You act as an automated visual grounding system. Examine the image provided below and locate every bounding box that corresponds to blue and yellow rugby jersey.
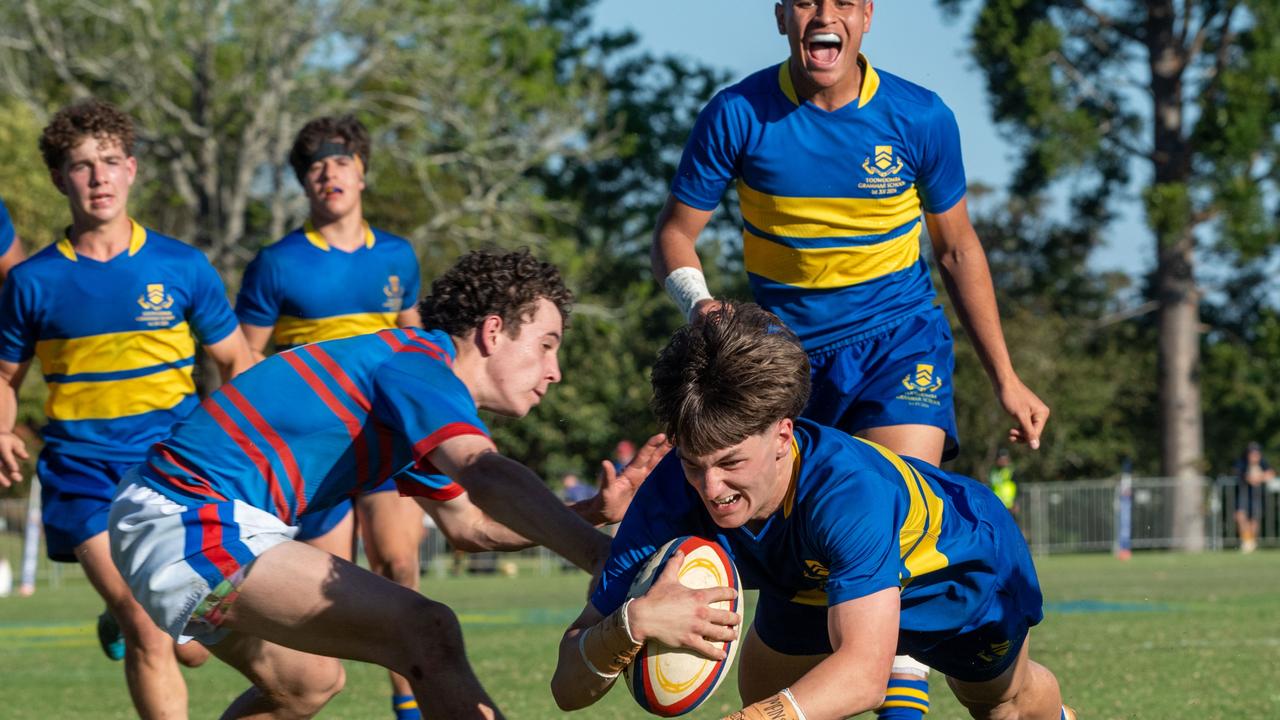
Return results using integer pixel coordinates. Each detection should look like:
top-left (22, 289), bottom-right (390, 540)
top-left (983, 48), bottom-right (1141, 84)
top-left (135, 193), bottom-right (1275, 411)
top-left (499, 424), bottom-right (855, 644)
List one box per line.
top-left (0, 197), bottom-right (15, 256)
top-left (136, 328), bottom-right (483, 523)
top-left (0, 221), bottom-right (238, 462)
top-left (236, 221), bottom-right (420, 348)
top-left (592, 418), bottom-right (1030, 638)
top-left (672, 56), bottom-right (968, 350)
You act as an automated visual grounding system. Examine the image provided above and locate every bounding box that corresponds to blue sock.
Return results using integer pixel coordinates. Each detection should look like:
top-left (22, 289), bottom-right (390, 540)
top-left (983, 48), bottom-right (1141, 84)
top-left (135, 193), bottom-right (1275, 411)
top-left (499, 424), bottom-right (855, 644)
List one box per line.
top-left (877, 677), bottom-right (929, 719)
top-left (392, 694), bottom-right (420, 720)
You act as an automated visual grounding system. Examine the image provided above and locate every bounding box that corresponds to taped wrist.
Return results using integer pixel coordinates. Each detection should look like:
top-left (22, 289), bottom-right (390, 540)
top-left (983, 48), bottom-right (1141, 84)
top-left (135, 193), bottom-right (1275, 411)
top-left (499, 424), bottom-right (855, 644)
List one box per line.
top-left (663, 266), bottom-right (713, 322)
top-left (578, 599), bottom-right (642, 678)
top-left (722, 688), bottom-right (806, 720)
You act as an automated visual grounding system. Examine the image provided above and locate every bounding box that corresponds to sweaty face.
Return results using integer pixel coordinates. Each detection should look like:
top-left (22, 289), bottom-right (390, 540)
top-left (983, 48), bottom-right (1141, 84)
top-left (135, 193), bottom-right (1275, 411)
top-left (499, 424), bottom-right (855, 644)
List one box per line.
top-left (304, 150), bottom-right (365, 221)
top-left (56, 136), bottom-right (137, 226)
top-left (484, 298), bottom-right (564, 418)
top-left (679, 421), bottom-right (794, 529)
top-left (776, 0), bottom-right (873, 95)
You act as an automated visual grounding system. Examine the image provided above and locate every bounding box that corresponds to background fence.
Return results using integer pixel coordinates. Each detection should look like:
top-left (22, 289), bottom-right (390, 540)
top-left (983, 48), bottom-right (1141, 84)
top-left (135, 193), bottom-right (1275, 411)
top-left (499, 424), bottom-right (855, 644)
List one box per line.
top-left (3, 476), bottom-right (1277, 593)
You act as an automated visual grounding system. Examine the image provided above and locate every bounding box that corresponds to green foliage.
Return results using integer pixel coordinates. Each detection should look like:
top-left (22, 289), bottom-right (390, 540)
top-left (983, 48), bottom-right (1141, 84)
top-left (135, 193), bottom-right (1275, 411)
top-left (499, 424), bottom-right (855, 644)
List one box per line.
top-left (0, 99), bottom-right (65, 249)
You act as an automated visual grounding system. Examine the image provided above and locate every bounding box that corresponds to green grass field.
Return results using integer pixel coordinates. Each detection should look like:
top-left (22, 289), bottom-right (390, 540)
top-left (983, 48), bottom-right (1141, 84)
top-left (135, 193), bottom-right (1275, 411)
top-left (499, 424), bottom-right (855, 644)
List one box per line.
top-left (1, 551), bottom-right (1277, 719)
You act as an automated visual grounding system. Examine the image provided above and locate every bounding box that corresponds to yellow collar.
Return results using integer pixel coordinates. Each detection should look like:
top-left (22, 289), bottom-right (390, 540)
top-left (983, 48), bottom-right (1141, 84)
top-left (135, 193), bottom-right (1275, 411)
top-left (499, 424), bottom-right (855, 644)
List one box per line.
top-left (782, 436), bottom-right (801, 519)
top-left (57, 219), bottom-right (146, 262)
top-left (777, 53), bottom-right (880, 110)
top-left (303, 218), bottom-right (375, 252)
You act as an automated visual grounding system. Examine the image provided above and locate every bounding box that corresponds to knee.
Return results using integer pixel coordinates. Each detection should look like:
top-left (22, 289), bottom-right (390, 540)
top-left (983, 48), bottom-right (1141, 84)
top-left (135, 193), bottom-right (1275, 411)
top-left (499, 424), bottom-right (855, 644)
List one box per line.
top-left (174, 640), bottom-right (211, 668)
top-left (263, 658), bottom-right (346, 718)
top-left (375, 553), bottom-right (420, 589)
top-left (403, 599), bottom-right (465, 673)
top-left (116, 605), bottom-right (175, 658)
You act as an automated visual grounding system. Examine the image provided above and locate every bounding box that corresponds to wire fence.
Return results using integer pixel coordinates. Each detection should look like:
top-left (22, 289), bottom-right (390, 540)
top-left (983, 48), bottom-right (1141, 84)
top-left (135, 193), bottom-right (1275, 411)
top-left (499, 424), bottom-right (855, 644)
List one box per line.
top-left (2, 476), bottom-right (1277, 594)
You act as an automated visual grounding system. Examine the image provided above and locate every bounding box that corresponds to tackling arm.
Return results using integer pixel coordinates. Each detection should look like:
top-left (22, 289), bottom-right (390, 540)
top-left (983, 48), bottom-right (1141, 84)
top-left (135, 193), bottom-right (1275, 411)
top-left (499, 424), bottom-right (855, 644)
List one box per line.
top-left (927, 199), bottom-right (1050, 449)
top-left (430, 433), bottom-right (610, 573)
top-left (203, 328), bottom-right (257, 383)
top-left (238, 323), bottom-right (273, 363)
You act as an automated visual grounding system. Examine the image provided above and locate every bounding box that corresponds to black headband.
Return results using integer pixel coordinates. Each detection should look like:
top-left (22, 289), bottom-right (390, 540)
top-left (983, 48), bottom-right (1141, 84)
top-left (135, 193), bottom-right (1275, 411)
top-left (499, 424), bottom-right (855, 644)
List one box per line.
top-left (307, 141), bottom-right (356, 166)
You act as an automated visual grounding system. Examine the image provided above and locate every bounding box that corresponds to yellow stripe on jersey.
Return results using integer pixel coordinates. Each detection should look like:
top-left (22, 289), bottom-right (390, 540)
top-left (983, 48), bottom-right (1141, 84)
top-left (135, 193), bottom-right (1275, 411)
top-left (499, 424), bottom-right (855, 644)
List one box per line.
top-left (46, 366), bottom-right (194, 421)
top-left (790, 588), bottom-right (828, 607)
top-left (776, 56), bottom-right (881, 109)
top-left (743, 226), bottom-right (921, 289)
top-left (55, 219), bottom-right (148, 262)
top-left (35, 323), bottom-right (196, 377)
top-left (302, 219), bottom-right (376, 251)
top-left (738, 181), bottom-right (923, 240)
top-left (274, 312), bottom-right (397, 346)
top-left (858, 439), bottom-right (949, 581)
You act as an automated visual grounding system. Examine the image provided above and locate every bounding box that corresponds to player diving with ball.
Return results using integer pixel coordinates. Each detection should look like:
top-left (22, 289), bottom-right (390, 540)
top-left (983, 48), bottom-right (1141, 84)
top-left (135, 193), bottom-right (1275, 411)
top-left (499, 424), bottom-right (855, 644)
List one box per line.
top-left (552, 303), bottom-right (1074, 720)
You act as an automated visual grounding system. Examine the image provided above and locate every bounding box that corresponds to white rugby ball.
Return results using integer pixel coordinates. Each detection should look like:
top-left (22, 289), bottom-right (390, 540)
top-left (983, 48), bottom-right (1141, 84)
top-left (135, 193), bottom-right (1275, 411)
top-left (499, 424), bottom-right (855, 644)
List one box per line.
top-left (623, 535), bottom-right (743, 717)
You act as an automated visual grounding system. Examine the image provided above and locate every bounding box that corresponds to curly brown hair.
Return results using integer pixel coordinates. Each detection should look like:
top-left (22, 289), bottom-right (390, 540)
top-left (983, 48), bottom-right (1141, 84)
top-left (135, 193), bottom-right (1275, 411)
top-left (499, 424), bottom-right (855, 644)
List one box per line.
top-left (288, 115), bottom-right (371, 183)
top-left (38, 98), bottom-right (136, 171)
top-left (419, 249), bottom-right (574, 338)
top-left (650, 302), bottom-right (811, 457)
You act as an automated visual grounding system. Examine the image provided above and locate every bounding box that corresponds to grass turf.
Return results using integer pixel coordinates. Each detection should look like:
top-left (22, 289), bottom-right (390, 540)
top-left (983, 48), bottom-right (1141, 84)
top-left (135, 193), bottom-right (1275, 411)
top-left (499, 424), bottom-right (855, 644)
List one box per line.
top-left (1, 551), bottom-right (1277, 718)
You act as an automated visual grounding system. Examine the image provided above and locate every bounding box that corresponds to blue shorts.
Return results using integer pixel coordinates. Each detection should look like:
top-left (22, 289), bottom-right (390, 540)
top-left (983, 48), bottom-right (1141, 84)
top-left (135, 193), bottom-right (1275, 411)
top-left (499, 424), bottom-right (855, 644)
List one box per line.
top-left (293, 475), bottom-right (398, 540)
top-left (803, 307), bottom-right (958, 461)
top-left (753, 494), bottom-right (1042, 682)
top-left (38, 450), bottom-right (138, 562)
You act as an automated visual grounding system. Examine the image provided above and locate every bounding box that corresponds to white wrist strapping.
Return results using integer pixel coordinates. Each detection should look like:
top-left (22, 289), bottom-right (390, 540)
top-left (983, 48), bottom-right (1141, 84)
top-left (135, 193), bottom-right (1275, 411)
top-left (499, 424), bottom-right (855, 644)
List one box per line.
top-left (781, 688), bottom-right (808, 720)
top-left (663, 266), bottom-right (713, 322)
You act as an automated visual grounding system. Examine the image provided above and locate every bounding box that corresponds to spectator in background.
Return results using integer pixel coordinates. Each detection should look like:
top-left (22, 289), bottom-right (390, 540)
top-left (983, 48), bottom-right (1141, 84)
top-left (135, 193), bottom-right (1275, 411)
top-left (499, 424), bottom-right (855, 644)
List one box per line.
top-left (1234, 441), bottom-right (1274, 554)
top-left (560, 472), bottom-right (597, 505)
top-left (987, 447), bottom-right (1018, 516)
top-left (611, 439), bottom-right (636, 475)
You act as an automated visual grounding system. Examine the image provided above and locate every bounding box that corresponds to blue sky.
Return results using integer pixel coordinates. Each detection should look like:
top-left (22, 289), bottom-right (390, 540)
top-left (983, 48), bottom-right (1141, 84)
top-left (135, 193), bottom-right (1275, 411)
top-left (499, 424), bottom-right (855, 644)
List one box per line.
top-left (592, 0), bottom-right (1150, 276)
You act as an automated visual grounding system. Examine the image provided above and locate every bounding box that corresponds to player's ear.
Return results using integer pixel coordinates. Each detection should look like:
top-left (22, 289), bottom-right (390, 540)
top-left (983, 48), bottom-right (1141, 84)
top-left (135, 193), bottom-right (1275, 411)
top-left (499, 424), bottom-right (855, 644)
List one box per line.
top-left (477, 313), bottom-right (505, 355)
top-left (774, 3), bottom-right (785, 34)
top-left (50, 169), bottom-right (68, 196)
top-left (774, 418), bottom-right (794, 458)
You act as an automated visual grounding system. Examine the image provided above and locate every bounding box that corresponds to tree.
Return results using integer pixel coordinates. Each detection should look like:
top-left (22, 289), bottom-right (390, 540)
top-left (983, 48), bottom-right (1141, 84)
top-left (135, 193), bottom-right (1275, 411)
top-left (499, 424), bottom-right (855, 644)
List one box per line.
top-left (936, 0), bottom-right (1280, 549)
top-left (0, 0), bottom-right (608, 281)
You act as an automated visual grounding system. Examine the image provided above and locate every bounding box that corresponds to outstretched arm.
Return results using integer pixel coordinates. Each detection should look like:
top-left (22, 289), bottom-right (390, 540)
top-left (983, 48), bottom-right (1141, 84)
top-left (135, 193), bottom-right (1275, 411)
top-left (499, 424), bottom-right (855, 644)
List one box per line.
top-left (927, 198), bottom-right (1050, 449)
top-left (650, 196), bottom-right (719, 321)
top-left (721, 588), bottom-right (899, 720)
top-left (0, 359), bottom-right (30, 487)
top-left (552, 550), bottom-right (740, 711)
top-left (430, 433), bottom-right (610, 573)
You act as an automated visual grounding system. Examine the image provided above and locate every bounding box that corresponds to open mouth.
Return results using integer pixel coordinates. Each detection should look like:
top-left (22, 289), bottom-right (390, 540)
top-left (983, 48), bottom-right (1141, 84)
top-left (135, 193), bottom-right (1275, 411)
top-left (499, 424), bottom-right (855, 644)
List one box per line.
top-left (710, 493), bottom-right (742, 510)
top-left (806, 32), bottom-right (842, 68)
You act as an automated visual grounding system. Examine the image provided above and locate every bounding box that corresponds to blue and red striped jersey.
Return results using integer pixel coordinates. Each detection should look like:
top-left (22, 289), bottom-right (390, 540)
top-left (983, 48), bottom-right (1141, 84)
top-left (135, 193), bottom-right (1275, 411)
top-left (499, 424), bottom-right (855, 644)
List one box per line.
top-left (136, 328), bottom-right (487, 522)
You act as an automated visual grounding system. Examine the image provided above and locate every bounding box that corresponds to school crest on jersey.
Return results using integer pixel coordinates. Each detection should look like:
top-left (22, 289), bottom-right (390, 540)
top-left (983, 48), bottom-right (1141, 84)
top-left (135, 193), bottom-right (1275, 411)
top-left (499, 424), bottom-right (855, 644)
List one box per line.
top-left (858, 144), bottom-right (908, 196)
top-left (136, 283), bottom-right (176, 327)
top-left (896, 363), bottom-right (944, 408)
top-left (382, 275), bottom-right (405, 312)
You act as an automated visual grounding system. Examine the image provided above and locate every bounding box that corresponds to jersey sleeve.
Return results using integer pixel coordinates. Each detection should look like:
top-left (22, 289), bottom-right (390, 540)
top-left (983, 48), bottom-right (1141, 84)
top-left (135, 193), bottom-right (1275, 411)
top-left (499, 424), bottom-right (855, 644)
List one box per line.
top-left (370, 349), bottom-right (490, 498)
top-left (185, 253), bottom-right (238, 345)
top-left (912, 95), bottom-right (968, 215)
top-left (0, 270), bottom-right (38, 363)
top-left (812, 473), bottom-right (902, 607)
top-left (0, 198), bottom-right (14, 257)
top-left (235, 249), bottom-right (283, 328)
top-left (670, 91), bottom-right (747, 212)
top-left (589, 453), bottom-right (698, 616)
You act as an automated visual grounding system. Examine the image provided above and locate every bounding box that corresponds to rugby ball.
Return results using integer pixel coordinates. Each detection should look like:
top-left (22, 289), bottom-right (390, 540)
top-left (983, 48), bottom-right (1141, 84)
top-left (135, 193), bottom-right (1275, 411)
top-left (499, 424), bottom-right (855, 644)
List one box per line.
top-left (624, 535), bottom-right (743, 717)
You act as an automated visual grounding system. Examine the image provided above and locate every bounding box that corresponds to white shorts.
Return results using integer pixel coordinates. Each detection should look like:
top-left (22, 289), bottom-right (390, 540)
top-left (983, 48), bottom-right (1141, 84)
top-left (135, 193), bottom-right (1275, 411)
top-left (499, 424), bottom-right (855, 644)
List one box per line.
top-left (109, 470), bottom-right (297, 644)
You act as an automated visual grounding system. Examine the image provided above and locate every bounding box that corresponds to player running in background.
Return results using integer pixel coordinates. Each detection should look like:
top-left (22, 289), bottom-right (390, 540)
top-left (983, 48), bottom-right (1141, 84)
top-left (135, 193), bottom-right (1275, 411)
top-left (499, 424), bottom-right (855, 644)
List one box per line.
top-left (0, 98), bottom-right (254, 718)
top-left (0, 195), bottom-right (26, 282)
top-left (236, 115), bottom-right (425, 719)
top-left (109, 249), bottom-right (668, 720)
top-left (650, 2), bottom-right (1049, 713)
top-left (552, 303), bottom-right (1074, 720)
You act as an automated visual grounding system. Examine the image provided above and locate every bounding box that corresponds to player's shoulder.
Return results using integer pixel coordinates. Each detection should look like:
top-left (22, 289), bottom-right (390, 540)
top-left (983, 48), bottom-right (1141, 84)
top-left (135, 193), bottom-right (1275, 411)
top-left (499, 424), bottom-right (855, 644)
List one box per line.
top-left (8, 242), bottom-right (67, 280)
top-left (255, 227), bottom-right (311, 258)
top-left (793, 420), bottom-right (902, 509)
top-left (706, 63), bottom-right (787, 115)
top-left (870, 63), bottom-right (952, 117)
top-left (369, 226), bottom-right (412, 249)
top-left (141, 228), bottom-right (205, 258)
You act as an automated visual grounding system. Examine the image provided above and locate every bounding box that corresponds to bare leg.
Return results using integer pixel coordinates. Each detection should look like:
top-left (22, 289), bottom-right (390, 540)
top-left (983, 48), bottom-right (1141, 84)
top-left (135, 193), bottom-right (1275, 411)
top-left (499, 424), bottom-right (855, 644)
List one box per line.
top-left (77, 533), bottom-right (189, 720)
top-left (208, 632), bottom-right (346, 720)
top-left (301, 508), bottom-right (356, 561)
top-left (358, 491), bottom-right (426, 706)
top-left (219, 540), bottom-right (501, 720)
top-left (947, 636), bottom-right (1064, 720)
